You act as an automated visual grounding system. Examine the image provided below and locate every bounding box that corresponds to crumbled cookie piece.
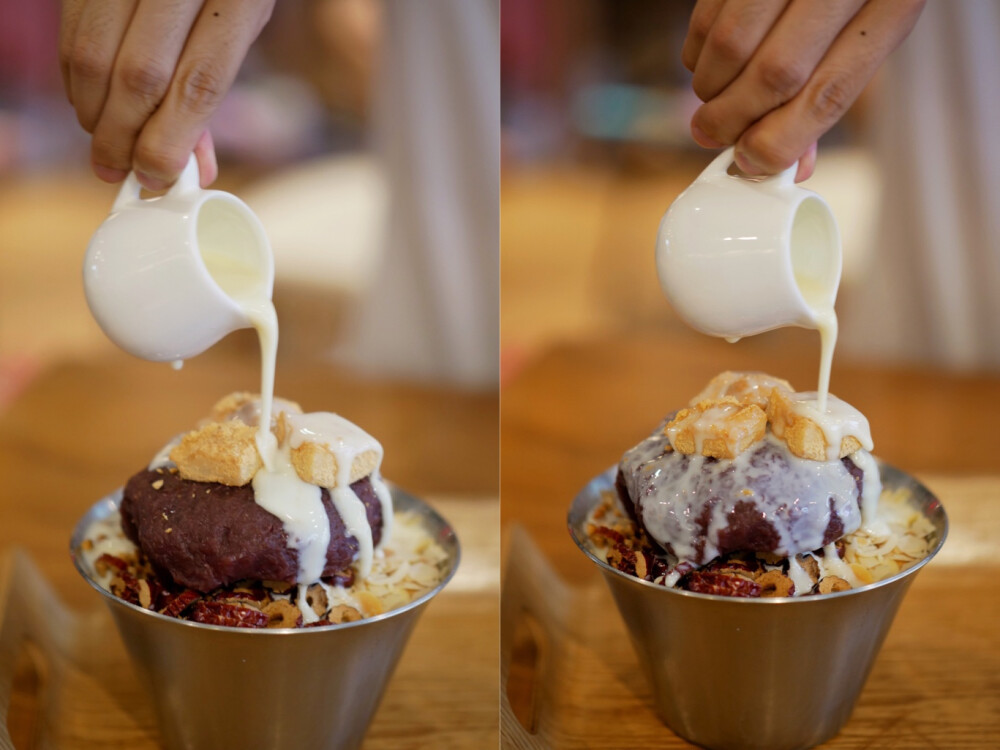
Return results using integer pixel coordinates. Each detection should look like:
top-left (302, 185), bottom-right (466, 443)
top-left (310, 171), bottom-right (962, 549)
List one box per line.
top-left (691, 371), bottom-right (794, 409)
top-left (290, 442), bottom-right (379, 488)
top-left (665, 397), bottom-right (767, 459)
top-left (170, 421), bottom-right (262, 486)
top-left (767, 388), bottom-right (863, 461)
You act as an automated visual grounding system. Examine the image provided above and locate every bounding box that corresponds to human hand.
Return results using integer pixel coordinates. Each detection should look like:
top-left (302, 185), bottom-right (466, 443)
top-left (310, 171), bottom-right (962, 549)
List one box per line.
top-left (681, 0), bottom-right (925, 182)
top-left (59, 0), bottom-right (275, 190)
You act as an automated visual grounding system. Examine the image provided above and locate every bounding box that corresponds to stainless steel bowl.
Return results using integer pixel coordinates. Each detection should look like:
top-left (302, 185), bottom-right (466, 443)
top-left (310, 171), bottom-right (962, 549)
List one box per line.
top-left (71, 485), bottom-right (460, 750)
top-left (568, 462), bottom-right (947, 750)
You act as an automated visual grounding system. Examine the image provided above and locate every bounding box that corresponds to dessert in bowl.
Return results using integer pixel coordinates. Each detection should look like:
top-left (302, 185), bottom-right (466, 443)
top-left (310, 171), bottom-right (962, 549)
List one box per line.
top-left (71, 393), bottom-right (459, 750)
top-left (569, 372), bottom-right (946, 750)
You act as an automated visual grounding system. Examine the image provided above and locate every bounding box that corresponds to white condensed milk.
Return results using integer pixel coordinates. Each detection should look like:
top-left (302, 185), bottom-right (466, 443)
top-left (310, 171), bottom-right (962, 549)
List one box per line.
top-left (203, 245), bottom-right (393, 604)
top-left (144, 225), bottom-right (393, 618)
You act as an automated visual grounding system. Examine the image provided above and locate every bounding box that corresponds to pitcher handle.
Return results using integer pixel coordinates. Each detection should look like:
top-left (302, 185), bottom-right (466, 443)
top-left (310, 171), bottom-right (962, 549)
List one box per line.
top-left (110, 154), bottom-right (201, 213)
top-left (700, 146), bottom-right (738, 181)
top-left (701, 145), bottom-right (800, 187)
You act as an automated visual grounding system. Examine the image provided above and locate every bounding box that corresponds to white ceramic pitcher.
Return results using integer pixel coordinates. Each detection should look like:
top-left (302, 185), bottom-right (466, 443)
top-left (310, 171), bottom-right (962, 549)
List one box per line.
top-left (655, 147), bottom-right (842, 340)
top-left (83, 156), bottom-right (274, 361)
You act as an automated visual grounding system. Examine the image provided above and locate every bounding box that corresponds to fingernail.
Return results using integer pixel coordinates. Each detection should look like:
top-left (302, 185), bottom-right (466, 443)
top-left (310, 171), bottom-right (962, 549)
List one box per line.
top-left (691, 123), bottom-right (724, 149)
top-left (92, 164), bottom-right (128, 183)
top-left (136, 171), bottom-right (170, 192)
top-left (734, 149), bottom-right (762, 175)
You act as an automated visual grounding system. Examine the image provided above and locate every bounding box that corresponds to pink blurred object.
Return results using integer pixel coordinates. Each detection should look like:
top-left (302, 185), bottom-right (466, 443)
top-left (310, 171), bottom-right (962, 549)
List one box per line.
top-left (0, 0), bottom-right (62, 95)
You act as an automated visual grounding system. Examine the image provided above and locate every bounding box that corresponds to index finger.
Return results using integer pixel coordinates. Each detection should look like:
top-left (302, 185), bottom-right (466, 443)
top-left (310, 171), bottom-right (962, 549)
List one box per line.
top-left (130, 0), bottom-right (274, 187)
top-left (734, 0), bottom-right (924, 174)
top-left (58, 0), bottom-right (87, 98)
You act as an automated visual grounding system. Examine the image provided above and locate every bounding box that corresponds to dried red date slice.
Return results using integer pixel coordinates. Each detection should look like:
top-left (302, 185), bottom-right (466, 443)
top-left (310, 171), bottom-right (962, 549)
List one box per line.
top-left (159, 589), bottom-right (201, 618)
top-left (110, 572), bottom-right (143, 606)
top-left (702, 552), bottom-right (763, 579)
top-left (212, 589), bottom-right (268, 608)
top-left (324, 569), bottom-right (355, 588)
top-left (188, 601), bottom-right (269, 629)
top-left (680, 570), bottom-right (762, 597)
top-left (95, 553), bottom-right (130, 577)
top-left (648, 555), bottom-right (671, 581)
top-left (591, 525), bottom-right (627, 547)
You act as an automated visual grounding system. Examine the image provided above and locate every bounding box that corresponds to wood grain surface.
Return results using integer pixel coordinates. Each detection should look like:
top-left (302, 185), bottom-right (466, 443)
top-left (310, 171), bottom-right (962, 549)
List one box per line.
top-left (0, 344), bottom-right (499, 749)
top-left (500, 330), bottom-right (1000, 748)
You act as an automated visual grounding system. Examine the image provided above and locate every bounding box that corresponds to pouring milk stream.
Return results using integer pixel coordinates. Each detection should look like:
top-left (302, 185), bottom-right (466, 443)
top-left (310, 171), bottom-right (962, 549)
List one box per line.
top-left (83, 156), bottom-right (391, 616)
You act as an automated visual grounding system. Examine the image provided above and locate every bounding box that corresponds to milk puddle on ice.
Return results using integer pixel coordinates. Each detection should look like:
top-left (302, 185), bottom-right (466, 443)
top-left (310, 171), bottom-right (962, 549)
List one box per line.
top-left (178, 244), bottom-right (395, 622)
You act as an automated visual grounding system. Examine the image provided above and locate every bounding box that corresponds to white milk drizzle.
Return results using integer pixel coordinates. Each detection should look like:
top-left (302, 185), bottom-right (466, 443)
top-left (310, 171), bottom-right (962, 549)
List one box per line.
top-left (287, 411), bottom-right (394, 579)
top-left (814, 309), bottom-right (837, 413)
top-left (205, 249), bottom-right (392, 589)
top-left (819, 543), bottom-right (862, 587)
top-left (786, 556), bottom-right (815, 594)
top-left (795, 271), bottom-right (838, 412)
top-left (624, 432), bottom-right (863, 564)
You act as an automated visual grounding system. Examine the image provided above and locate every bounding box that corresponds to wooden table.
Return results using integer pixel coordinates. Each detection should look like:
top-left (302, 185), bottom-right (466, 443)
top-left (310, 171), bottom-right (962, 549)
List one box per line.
top-left (500, 329), bottom-right (1000, 748)
top-left (0, 341), bottom-right (499, 749)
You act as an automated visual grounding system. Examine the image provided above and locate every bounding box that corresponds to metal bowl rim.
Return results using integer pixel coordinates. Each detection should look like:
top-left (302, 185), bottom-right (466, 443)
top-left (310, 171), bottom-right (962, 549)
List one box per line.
top-left (71, 482), bottom-right (461, 634)
top-left (568, 460), bottom-right (948, 604)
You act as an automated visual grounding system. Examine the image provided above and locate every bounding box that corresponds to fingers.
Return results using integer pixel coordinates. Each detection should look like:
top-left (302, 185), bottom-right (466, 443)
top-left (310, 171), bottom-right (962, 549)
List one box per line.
top-left (681, 0), bottom-right (727, 72)
top-left (58, 0), bottom-right (87, 99)
top-left (60, 0), bottom-right (273, 187)
top-left (65, 0), bottom-right (137, 133)
top-left (691, 0), bottom-right (866, 149)
top-left (689, 0), bottom-right (790, 102)
top-left (733, 0), bottom-right (925, 175)
top-left (89, 0), bottom-right (206, 185)
top-left (130, 0), bottom-right (275, 189)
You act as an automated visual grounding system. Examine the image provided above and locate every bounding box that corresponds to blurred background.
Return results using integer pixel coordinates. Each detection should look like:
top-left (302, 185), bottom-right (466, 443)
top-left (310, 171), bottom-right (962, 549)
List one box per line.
top-left (500, 0), bottom-right (1000, 380)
